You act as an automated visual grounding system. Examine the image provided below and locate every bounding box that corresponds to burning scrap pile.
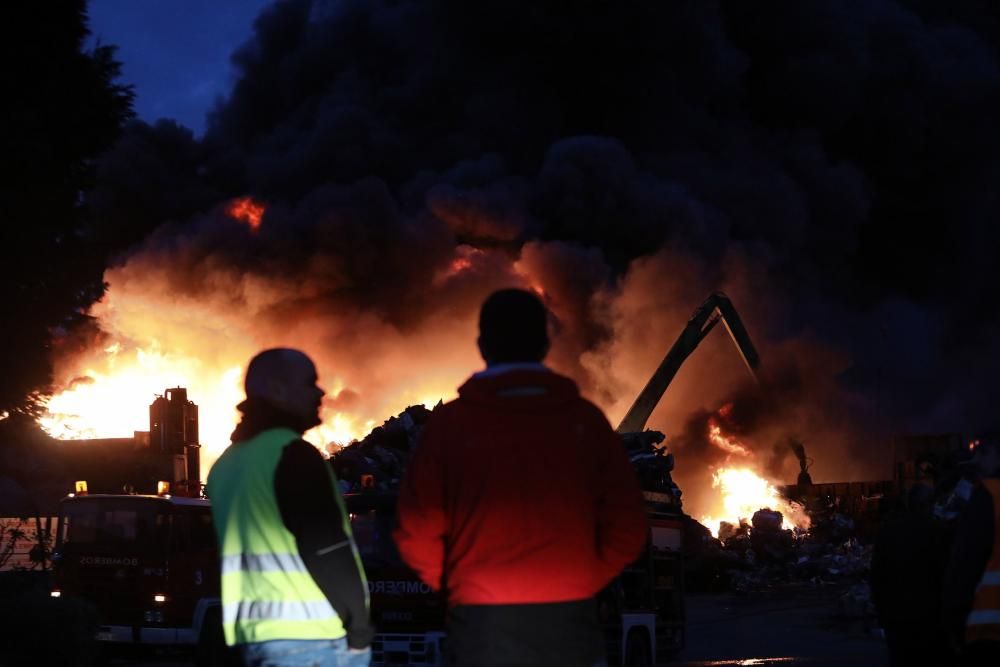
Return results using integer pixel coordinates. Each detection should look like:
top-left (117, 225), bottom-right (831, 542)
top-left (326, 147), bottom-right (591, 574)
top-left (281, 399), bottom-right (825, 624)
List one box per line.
top-left (659, 399), bottom-right (873, 600)
top-left (330, 404), bottom-right (435, 493)
top-left (687, 497), bottom-right (873, 599)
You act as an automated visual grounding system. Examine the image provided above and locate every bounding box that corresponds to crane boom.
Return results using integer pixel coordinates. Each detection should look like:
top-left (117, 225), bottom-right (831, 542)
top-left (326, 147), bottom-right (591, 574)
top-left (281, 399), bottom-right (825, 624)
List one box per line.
top-left (615, 292), bottom-right (760, 434)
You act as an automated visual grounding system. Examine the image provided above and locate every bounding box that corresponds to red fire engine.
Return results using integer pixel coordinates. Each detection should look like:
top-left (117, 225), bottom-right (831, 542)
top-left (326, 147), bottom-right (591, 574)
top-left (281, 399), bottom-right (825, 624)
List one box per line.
top-left (49, 483), bottom-right (226, 664)
top-left (48, 483), bottom-right (683, 666)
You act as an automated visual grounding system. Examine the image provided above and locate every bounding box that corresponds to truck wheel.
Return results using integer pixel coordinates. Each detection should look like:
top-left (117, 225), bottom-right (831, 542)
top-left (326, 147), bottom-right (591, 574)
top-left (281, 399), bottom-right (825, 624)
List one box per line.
top-left (195, 607), bottom-right (231, 667)
top-left (624, 629), bottom-right (652, 667)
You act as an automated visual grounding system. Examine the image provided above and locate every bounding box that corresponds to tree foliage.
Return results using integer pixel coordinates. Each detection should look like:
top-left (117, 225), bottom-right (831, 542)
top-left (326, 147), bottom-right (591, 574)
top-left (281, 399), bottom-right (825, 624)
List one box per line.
top-left (0, 2), bottom-right (133, 415)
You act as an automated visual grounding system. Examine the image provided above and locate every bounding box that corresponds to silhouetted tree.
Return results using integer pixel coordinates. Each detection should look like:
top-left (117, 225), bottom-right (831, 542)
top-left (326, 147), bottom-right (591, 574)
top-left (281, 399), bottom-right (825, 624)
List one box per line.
top-left (0, 2), bottom-right (133, 415)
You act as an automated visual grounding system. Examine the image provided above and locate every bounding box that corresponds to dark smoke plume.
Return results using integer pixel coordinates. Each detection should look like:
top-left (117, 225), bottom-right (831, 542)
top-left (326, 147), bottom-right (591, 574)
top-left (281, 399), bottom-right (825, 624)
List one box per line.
top-left (72, 0), bottom-right (1000, 495)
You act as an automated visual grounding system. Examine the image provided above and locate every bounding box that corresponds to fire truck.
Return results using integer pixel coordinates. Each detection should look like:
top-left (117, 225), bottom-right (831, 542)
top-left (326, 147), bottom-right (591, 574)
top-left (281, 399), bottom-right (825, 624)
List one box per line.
top-left (49, 483), bottom-right (226, 665)
top-left (48, 484), bottom-right (682, 666)
top-left (346, 492), bottom-right (448, 665)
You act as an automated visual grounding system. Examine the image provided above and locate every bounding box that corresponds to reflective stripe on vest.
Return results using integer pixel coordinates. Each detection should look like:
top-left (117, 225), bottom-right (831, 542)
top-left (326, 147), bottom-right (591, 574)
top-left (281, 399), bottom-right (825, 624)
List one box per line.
top-left (207, 428), bottom-right (358, 646)
top-left (966, 478), bottom-right (1000, 643)
top-left (223, 599), bottom-right (338, 622)
top-left (221, 553), bottom-right (309, 576)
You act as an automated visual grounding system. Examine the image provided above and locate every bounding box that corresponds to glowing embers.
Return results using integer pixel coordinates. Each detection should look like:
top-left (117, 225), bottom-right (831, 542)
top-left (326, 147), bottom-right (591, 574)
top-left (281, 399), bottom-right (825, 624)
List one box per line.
top-left (434, 245), bottom-right (487, 284)
top-left (226, 197), bottom-right (265, 231)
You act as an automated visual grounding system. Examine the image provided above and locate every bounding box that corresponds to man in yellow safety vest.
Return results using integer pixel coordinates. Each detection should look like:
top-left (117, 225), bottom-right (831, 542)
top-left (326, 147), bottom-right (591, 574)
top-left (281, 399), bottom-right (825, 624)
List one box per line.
top-left (207, 348), bottom-right (372, 666)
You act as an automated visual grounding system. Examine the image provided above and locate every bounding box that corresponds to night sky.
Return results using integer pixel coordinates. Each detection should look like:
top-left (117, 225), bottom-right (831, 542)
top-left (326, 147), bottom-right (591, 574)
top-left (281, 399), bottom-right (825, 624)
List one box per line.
top-left (88, 0), bottom-right (271, 135)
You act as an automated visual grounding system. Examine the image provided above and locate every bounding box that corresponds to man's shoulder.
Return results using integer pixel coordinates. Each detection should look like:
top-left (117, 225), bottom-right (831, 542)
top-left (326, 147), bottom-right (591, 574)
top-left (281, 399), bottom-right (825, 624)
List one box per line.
top-left (279, 437), bottom-right (326, 465)
top-left (423, 396), bottom-right (466, 423)
top-left (565, 394), bottom-right (615, 430)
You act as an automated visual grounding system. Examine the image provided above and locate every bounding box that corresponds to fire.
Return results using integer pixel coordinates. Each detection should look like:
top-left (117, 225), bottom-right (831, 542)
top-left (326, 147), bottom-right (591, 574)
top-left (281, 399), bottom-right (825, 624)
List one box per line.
top-left (700, 467), bottom-right (810, 538)
top-left (40, 345), bottom-right (244, 450)
top-left (226, 197), bottom-right (265, 231)
top-left (707, 417), bottom-right (751, 457)
top-left (699, 418), bottom-right (810, 538)
top-left (40, 343), bottom-right (457, 473)
top-left (434, 245), bottom-right (490, 285)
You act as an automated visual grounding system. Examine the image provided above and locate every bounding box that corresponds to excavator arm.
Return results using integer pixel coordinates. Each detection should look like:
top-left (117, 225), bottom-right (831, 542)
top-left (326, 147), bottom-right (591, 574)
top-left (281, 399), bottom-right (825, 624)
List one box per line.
top-left (615, 292), bottom-right (760, 434)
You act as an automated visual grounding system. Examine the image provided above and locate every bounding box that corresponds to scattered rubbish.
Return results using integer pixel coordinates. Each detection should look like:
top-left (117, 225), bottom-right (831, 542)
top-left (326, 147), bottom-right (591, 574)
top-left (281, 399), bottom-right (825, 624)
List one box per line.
top-left (331, 408), bottom-right (874, 599)
top-left (330, 404), bottom-right (433, 492)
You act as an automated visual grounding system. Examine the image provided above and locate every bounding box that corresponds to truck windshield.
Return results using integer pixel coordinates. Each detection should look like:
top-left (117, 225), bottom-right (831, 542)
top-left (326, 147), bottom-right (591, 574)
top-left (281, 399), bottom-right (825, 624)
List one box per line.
top-left (57, 498), bottom-right (170, 553)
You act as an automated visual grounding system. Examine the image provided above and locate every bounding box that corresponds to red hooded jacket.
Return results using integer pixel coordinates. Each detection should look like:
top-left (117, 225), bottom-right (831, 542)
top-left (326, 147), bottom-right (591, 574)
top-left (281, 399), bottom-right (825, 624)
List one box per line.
top-left (394, 367), bottom-right (648, 606)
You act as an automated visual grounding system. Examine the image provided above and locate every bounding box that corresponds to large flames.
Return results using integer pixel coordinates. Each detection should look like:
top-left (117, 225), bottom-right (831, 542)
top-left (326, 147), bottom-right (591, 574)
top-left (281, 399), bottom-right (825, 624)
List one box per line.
top-left (39, 343), bottom-right (243, 445)
top-left (698, 416), bottom-right (811, 538)
top-left (38, 203), bottom-right (807, 531)
top-left (40, 339), bottom-right (457, 471)
top-left (38, 198), bottom-right (486, 472)
top-left (699, 467), bottom-right (807, 537)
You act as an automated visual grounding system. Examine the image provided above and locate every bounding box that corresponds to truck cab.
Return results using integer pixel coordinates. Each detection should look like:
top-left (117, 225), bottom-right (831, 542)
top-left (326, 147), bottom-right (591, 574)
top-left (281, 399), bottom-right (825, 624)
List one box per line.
top-left (600, 491), bottom-right (685, 666)
top-left (347, 492), bottom-right (447, 666)
top-left (50, 492), bottom-right (222, 656)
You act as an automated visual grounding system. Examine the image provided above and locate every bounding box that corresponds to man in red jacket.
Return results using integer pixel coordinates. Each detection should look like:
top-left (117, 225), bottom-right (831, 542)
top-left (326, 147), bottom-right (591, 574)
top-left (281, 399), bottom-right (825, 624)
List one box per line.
top-left (394, 288), bottom-right (648, 666)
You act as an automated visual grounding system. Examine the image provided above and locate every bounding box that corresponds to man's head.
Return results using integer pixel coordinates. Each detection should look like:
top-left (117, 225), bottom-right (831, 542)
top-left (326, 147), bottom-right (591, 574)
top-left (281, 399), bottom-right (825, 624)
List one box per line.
top-left (971, 432), bottom-right (1000, 479)
top-left (244, 348), bottom-right (324, 430)
top-left (477, 288), bottom-right (550, 366)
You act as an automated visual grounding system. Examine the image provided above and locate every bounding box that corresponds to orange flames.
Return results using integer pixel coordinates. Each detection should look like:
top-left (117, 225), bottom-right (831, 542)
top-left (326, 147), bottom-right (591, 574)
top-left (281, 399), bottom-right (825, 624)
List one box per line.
top-left (699, 467), bottom-right (808, 537)
top-left (699, 419), bottom-right (810, 538)
top-left (40, 340), bottom-right (459, 471)
top-left (435, 245), bottom-right (485, 283)
top-left (707, 418), bottom-right (752, 457)
top-left (226, 197), bottom-right (265, 231)
top-left (38, 231), bottom-right (795, 527)
top-left (37, 238), bottom-right (505, 473)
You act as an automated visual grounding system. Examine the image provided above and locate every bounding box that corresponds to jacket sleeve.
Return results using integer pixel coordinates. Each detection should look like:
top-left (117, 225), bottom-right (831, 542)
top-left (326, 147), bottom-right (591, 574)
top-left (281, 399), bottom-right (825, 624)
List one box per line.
top-left (274, 439), bottom-right (374, 649)
top-left (591, 409), bottom-right (648, 587)
top-left (393, 414), bottom-right (448, 591)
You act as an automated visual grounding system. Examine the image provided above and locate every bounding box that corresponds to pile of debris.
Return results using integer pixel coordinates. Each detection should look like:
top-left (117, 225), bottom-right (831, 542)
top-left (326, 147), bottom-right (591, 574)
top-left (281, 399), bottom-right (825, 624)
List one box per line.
top-left (687, 506), bottom-right (873, 595)
top-left (331, 412), bottom-right (684, 506)
top-left (329, 404), bottom-right (434, 493)
top-left (620, 429), bottom-right (683, 509)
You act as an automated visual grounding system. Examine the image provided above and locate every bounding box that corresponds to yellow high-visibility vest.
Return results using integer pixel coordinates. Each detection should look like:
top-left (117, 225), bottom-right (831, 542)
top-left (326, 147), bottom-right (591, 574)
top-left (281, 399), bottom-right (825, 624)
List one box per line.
top-left (207, 428), bottom-right (364, 646)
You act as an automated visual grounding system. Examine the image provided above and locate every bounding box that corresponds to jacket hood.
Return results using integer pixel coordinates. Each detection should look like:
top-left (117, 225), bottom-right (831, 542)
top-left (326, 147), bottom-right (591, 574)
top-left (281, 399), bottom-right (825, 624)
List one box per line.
top-left (457, 368), bottom-right (580, 411)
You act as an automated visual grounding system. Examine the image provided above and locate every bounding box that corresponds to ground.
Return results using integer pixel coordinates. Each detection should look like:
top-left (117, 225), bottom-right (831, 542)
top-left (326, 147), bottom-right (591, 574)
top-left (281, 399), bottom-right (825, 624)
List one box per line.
top-left (672, 588), bottom-right (885, 666)
top-left (106, 588), bottom-right (888, 666)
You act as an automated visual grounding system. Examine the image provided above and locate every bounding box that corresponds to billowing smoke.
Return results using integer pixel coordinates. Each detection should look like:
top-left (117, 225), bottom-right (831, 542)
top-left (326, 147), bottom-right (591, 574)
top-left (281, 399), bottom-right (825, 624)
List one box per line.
top-left (46, 0), bottom-right (1000, 518)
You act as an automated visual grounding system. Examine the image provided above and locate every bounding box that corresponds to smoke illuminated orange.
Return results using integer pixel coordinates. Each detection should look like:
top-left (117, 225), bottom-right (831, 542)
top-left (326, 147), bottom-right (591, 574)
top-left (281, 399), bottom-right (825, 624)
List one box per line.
top-left (226, 197), bottom-right (265, 231)
top-left (707, 417), bottom-right (752, 457)
top-left (35, 242), bottom-right (536, 474)
top-left (40, 344), bottom-right (455, 473)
